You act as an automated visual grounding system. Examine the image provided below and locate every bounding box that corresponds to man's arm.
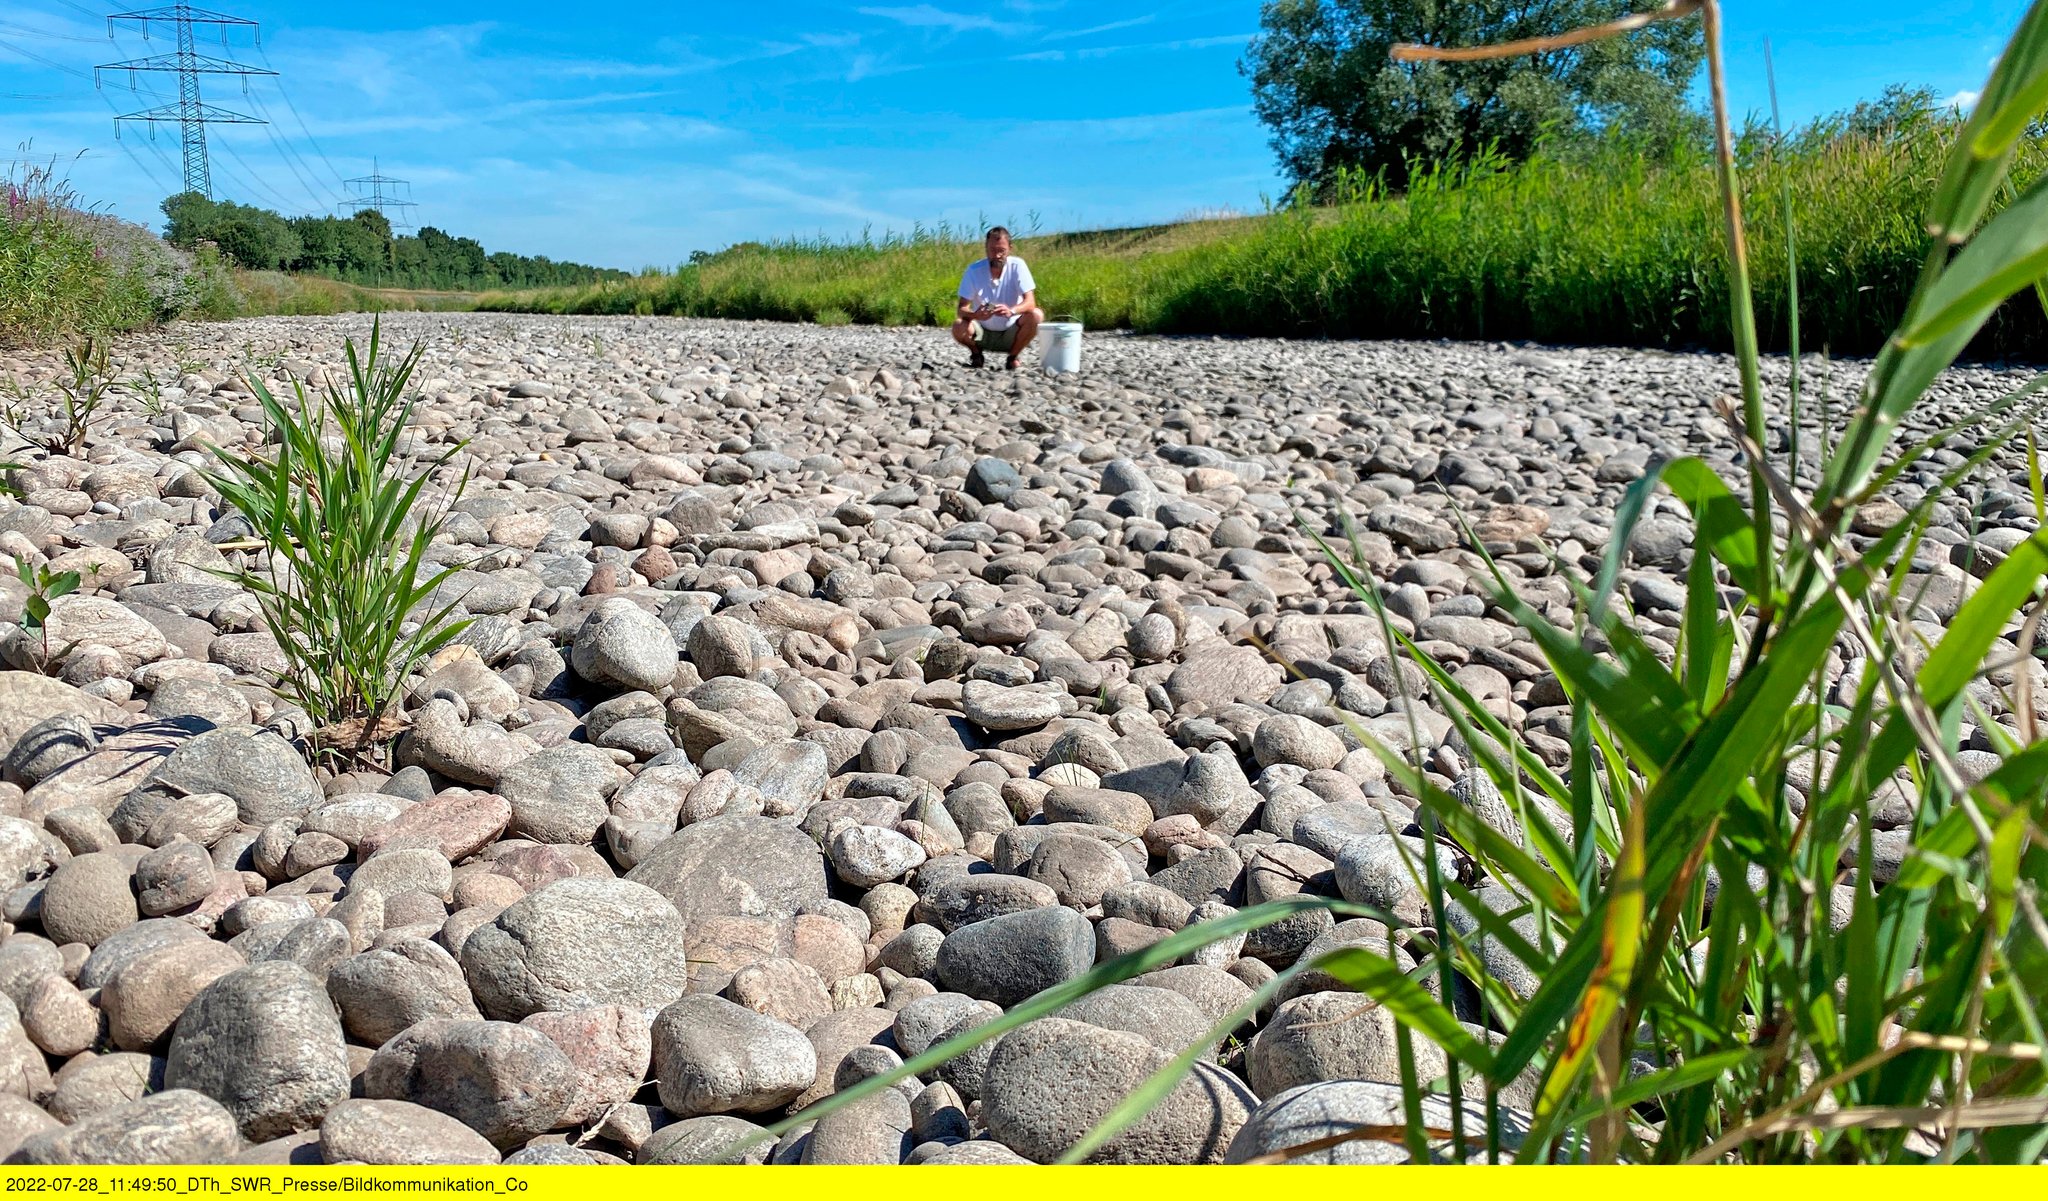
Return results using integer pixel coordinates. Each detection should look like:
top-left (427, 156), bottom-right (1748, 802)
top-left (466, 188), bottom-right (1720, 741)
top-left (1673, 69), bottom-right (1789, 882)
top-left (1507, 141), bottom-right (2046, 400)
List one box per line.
top-left (958, 266), bottom-right (991, 320)
top-left (991, 291), bottom-right (1037, 319)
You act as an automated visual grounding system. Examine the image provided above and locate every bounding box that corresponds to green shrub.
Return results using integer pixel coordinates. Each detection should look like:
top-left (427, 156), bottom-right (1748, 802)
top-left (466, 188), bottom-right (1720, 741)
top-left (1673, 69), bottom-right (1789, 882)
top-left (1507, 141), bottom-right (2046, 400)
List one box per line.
top-left (0, 157), bottom-right (170, 344)
top-left (203, 319), bottom-right (472, 761)
top-left (180, 245), bottom-right (244, 321)
top-left (736, 0), bottom-right (2048, 1164)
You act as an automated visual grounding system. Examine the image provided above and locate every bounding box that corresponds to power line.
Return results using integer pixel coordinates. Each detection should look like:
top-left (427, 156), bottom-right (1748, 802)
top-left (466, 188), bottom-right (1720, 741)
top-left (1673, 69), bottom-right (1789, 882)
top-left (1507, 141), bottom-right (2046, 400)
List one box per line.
top-left (108, 126), bottom-right (173, 196)
top-left (96, 6), bottom-right (275, 198)
top-left (217, 161), bottom-right (296, 217)
top-left (0, 34), bottom-right (96, 79)
top-left (244, 89), bottom-right (338, 210)
top-left (257, 119), bottom-right (333, 212)
top-left (215, 136), bottom-right (299, 212)
top-left (254, 44), bottom-right (346, 192)
top-left (96, 66), bottom-right (186, 198)
top-left (140, 132), bottom-right (181, 184)
top-left (96, 80), bottom-right (184, 194)
top-left (0, 18), bottom-right (106, 43)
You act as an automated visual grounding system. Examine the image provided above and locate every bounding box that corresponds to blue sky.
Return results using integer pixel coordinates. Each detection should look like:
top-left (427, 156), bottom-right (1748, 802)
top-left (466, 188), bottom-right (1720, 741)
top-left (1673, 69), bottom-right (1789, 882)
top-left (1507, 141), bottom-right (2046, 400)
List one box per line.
top-left (0, 2), bottom-right (2032, 269)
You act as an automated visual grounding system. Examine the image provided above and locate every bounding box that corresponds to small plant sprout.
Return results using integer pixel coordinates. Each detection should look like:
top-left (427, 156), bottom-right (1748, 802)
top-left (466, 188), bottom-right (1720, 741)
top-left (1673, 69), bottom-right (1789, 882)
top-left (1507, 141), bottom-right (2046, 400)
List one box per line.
top-left (0, 337), bottom-right (116, 456)
top-left (121, 367), bottom-right (170, 418)
top-left (14, 558), bottom-right (81, 673)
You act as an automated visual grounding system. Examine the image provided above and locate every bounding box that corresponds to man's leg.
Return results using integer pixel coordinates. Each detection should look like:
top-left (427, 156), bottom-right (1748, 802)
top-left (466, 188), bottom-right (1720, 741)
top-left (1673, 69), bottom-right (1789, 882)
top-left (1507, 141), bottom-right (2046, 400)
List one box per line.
top-left (951, 318), bottom-right (984, 366)
top-left (1005, 310), bottom-right (1041, 367)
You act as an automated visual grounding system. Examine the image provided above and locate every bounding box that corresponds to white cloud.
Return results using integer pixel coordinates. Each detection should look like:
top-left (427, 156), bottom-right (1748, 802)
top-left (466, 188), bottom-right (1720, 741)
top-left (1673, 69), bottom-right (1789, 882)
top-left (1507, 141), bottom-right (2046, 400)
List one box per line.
top-left (1944, 89), bottom-right (1981, 111)
top-left (1025, 105), bottom-right (1249, 140)
top-left (858, 6), bottom-right (1001, 32)
top-left (1075, 32), bottom-right (1256, 59)
top-left (1042, 15), bottom-right (1155, 42)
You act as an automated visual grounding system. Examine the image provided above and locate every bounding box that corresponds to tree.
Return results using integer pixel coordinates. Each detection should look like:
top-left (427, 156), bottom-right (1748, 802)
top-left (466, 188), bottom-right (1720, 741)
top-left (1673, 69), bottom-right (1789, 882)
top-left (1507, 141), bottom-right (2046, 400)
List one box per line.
top-left (160, 192), bottom-right (217, 247)
top-left (159, 192), bottom-right (300, 269)
top-left (1244, 1), bottom-right (1705, 191)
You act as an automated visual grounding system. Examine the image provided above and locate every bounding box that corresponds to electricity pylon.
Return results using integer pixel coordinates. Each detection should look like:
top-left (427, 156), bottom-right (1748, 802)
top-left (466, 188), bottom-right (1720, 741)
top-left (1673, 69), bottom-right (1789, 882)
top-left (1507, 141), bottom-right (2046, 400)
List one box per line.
top-left (95, 6), bottom-right (275, 199)
top-left (343, 159), bottom-right (418, 231)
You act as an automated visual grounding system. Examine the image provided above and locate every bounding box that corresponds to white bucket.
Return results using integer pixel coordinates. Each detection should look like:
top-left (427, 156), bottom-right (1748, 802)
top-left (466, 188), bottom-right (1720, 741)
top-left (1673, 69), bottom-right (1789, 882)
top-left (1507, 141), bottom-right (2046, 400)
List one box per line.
top-left (1043, 320), bottom-right (1083, 374)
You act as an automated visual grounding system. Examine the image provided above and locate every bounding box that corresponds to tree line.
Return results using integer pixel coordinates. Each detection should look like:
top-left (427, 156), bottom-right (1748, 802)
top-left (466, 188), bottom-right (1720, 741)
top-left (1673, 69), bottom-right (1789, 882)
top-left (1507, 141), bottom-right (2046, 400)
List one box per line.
top-left (159, 193), bottom-right (627, 292)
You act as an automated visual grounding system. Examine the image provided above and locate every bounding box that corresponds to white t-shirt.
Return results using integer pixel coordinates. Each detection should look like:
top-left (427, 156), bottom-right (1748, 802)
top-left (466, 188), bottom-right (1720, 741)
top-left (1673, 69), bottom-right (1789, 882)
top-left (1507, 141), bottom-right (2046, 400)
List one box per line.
top-left (958, 256), bottom-right (1036, 330)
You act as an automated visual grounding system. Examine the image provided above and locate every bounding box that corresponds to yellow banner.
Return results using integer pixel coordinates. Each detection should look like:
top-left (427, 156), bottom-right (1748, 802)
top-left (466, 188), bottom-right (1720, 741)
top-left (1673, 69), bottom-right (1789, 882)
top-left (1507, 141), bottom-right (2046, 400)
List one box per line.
top-left (4, 1165), bottom-right (2044, 1194)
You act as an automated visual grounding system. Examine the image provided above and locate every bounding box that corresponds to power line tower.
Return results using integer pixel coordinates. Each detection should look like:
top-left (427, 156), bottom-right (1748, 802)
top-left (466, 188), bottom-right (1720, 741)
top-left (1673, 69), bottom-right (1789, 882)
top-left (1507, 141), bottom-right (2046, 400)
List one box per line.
top-left (95, 6), bottom-right (275, 199)
top-left (343, 159), bottom-right (417, 231)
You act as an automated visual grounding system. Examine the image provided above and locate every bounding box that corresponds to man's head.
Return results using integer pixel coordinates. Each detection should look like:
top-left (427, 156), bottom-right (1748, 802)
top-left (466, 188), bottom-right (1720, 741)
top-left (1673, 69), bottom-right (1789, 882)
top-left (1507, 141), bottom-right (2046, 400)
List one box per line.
top-left (985, 226), bottom-right (1011, 269)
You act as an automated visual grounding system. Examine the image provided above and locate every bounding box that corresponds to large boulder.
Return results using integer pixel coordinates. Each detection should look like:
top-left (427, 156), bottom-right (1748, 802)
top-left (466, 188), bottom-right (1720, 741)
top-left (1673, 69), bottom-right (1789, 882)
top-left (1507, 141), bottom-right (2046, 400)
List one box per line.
top-left (519, 1005), bottom-right (653, 1127)
top-left (0, 997), bottom-right (52, 1101)
top-left (1, 595), bottom-right (168, 672)
top-left (1246, 990), bottom-right (1445, 1097)
top-left (936, 906), bottom-right (1096, 1007)
top-left (980, 1018), bottom-right (1254, 1164)
top-left (625, 815), bottom-right (827, 925)
top-left (163, 961), bottom-right (350, 1142)
top-left (1225, 1082), bottom-right (1527, 1164)
top-left (497, 745), bottom-right (629, 845)
top-left (462, 878), bottom-right (691, 1020)
top-left (360, 1019), bottom-right (579, 1150)
top-left (650, 995), bottom-right (816, 1117)
top-left (1053, 984), bottom-right (1215, 1057)
top-left (326, 939), bottom-right (481, 1046)
top-left (0, 674), bottom-right (123, 761)
top-left (39, 851), bottom-right (138, 947)
top-left (637, 1115), bottom-right (772, 1165)
top-left (128, 726), bottom-right (320, 826)
top-left (318, 1100), bottom-right (501, 1166)
top-left (102, 940), bottom-right (246, 1051)
top-left (8, 1090), bottom-right (240, 1165)
top-left (570, 597), bottom-right (679, 692)
top-left (0, 1094), bottom-right (59, 1161)
top-left (0, 816), bottom-right (51, 893)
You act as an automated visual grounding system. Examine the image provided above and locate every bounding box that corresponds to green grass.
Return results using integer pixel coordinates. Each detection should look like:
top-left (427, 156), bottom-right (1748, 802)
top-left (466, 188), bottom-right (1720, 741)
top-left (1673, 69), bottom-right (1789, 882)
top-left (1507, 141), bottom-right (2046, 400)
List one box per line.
top-left (227, 272), bottom-right (482, 317)
top-left (480, 117), bottom-right (2048, 357)
top-left (1, 159), bottom-right (172, 345)
top-left (476, 214), bottom-right (1261, 332)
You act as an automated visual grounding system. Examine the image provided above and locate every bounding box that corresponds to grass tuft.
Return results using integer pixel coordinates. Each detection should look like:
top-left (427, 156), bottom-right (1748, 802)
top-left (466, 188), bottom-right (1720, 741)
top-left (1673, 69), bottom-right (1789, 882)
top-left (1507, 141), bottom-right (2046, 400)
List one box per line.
top-left (202, 318), bottom-right (473, 762)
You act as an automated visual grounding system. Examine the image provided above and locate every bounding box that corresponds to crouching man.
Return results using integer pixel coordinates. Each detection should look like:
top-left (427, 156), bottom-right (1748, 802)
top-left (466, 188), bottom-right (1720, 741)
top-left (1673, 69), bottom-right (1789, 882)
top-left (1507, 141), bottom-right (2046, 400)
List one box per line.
top-left (951, 226), bottom-right (1039, 370)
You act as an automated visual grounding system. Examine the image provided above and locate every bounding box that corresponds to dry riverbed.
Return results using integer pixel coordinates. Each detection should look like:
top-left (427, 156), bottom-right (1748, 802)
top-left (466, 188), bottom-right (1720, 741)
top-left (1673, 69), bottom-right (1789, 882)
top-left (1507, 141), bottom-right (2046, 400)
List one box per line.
top-left (0, 313), bottom-right (2034, 1164)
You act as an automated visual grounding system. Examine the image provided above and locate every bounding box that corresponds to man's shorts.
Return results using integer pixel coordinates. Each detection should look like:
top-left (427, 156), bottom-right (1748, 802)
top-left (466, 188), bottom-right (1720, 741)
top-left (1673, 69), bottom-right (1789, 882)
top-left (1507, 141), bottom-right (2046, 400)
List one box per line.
top-left (970, 321), bottom-right (1019, 352)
